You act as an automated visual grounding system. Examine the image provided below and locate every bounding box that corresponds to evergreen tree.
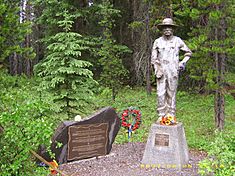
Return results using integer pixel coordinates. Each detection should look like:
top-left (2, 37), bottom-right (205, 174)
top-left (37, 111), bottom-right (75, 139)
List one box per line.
top-left (97, 0), bottom-right (131, 100)
top-left (0, 0), bottom-right (33, 73)
top-left (174, 0), bottom-right (235, 129)
top-left (36, 11), bottom-right (97, 119)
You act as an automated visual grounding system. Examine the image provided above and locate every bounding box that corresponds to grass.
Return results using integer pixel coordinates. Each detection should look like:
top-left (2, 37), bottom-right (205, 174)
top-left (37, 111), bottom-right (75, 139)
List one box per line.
top-left (1, 72), bottom-right (234, 151)
top-left (92, 87), bottom-right (235, 150)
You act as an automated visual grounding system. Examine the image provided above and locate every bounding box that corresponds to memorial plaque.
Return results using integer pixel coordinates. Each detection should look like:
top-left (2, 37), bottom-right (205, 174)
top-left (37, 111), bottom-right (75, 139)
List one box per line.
top-left (155, 133), bottom-right (169, 146)
top-left (39, 107), bottom-right (120, 163)
top-left (67, 123), bottom-right (108, 161)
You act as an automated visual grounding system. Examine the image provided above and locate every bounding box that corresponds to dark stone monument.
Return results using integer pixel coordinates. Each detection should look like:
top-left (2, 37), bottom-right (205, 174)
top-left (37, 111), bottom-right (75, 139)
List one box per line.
top-left (41, 107), bottom-right (120, 164)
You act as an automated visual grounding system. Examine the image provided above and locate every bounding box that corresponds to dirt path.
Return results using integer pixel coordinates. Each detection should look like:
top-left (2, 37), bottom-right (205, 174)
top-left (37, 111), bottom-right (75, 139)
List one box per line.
top-left (60, 142), bottom-right (207, 176)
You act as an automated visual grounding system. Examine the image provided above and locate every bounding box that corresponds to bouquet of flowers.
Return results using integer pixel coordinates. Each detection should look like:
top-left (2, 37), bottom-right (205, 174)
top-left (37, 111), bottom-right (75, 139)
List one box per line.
top-left (160, 114), bottom-right (177, 125)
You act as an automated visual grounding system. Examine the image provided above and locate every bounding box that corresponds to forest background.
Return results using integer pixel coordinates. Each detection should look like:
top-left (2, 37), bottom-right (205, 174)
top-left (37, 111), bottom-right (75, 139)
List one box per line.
top-left (0, 0), bottom-right (234, 175)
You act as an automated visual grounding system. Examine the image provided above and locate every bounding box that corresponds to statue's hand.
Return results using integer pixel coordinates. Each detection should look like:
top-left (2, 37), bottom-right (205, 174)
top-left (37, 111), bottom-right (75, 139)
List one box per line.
top-left (179, 61), bottom-right (186, 71)
top-left (156, 70), bottom-right (163, 79)
top-left (153, 63), bottom-right (163, 78)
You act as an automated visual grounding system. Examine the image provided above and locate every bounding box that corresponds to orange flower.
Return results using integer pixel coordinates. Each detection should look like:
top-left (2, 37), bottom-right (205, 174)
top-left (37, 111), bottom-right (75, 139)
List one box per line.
top-left (160, 114), bottom-right (177, 125)
top-left (165, 120), bottom-right (171, 125)
top-left (49, 160), bottom-right (58, 175)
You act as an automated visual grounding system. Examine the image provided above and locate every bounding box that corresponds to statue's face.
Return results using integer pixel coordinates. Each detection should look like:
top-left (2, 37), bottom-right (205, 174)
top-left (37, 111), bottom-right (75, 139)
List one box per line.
top-left (162, 27), bottom-right (173, 37)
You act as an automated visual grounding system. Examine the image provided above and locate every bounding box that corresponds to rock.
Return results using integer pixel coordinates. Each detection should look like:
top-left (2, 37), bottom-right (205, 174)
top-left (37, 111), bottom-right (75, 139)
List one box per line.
top-left (74, 115), bottom-right (82, 121)
top-left (40, 107), bottom-right (120, 164)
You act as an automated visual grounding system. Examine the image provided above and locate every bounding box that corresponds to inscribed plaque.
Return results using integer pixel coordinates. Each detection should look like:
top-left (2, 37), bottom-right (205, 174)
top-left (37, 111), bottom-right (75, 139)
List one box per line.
top-left (155, 133), bottom-right (169, 146)
top-left (67, 123), bottom-right (108, 161)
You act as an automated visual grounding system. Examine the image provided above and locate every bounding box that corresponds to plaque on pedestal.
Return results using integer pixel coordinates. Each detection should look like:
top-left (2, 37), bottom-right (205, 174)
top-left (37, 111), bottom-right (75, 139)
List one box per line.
top-left (141, 122), bottom-right (189, 169)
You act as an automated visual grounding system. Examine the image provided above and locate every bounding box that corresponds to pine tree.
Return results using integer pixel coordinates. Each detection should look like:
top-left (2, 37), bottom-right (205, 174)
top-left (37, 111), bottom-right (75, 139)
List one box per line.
top-left (97, 0), bottom-right (131, 100)
top-left (36, 11), bottom-right (97, 119)
top-left (0, 0), bottom-right (33, 73)
top-left (174, 0), bottom-right (235, 129)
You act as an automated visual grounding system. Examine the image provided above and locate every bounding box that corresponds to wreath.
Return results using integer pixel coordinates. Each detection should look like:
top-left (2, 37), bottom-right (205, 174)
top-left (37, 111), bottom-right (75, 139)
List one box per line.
top-left (121, 107), bottom-right (142, 131)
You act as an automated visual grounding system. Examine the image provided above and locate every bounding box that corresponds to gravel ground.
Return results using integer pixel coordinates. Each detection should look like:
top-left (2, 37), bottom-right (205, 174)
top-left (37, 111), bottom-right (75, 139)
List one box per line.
top-left (59, 142), bottom-right (207, 176)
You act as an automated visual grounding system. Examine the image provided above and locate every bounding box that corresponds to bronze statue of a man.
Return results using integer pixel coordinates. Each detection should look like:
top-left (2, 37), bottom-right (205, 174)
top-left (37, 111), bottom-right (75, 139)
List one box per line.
top-left (151, 18), bottom-right (192, 122)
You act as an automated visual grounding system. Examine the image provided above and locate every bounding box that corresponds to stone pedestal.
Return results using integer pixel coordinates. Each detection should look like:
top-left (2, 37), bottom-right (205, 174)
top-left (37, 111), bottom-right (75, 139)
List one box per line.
top-left (142, 122), bottom-right (189, 169)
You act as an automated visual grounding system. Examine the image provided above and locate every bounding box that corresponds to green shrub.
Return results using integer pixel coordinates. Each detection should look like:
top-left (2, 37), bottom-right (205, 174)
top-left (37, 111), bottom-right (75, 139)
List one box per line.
top-left (198, 131), bottom-right (235, 176)
top-left (0, 73), bottom-right (54, 175)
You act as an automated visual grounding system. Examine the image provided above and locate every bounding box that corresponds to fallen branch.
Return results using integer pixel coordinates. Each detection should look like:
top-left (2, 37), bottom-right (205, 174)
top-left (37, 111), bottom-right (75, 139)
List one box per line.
top-left (30, 150), bottom-right (70, 176)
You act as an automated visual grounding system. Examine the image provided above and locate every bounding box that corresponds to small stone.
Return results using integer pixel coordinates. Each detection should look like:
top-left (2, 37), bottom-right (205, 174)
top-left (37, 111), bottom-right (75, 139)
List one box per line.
top-left (74, 115), bottom-right (82, 121)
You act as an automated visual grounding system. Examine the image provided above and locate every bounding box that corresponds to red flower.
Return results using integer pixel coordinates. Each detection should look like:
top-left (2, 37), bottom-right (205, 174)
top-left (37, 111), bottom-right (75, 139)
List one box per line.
top-left (120, 108), bottom-right (142, 131)
top-left (49, 160), bottom-right (58, 175)
top-left (122, 112), bottom-right (128, 116)
top-left (122, 122), bottom-right (127, 126)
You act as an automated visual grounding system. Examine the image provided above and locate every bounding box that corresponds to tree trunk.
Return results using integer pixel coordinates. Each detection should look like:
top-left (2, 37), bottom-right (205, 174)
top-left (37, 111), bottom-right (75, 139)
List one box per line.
top-left (214, 5), bottom-right (226, 130)
top-left (10, 53), bottom-right (18, 75)
top-left (112, 87), bottom-right (116, 101)
top-left (18, 53), bottom-right (23, 75)
top-left (24, 0), bottom-right (33, 76)
top-left (9, 0), bottom-right (35, 76)
top-left (214, 53), bottom-right (225, 130)
top-left (145, 1), bottom-right (151, 95)
top-left (166, 0), bottom-right (173, 18)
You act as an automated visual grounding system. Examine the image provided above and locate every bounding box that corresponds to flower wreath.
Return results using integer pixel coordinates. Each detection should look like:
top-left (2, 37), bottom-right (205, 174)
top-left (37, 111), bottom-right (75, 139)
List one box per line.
top-left (121, 107), bottom-right (142, 131)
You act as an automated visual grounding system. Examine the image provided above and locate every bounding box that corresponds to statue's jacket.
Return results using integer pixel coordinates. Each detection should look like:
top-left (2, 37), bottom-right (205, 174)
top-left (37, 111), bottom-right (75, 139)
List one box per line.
top-left (151, 36), bottom-right (192, 78)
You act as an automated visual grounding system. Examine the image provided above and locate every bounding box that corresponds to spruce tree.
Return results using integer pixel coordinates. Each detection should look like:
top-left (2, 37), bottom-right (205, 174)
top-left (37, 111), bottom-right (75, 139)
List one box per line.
top-left (36, 11), bottom-right (96, 119)
top-left (97, 0), bottom-right (131, 100)
top-left (174, 0), bottom-right (235, 129)
top-left (0, 0), bottom-right (33, 71)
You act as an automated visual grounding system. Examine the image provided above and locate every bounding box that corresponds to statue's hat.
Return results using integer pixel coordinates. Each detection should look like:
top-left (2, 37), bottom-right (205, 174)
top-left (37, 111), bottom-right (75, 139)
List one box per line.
top-left (157, 18), bottom-right (178, 29)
